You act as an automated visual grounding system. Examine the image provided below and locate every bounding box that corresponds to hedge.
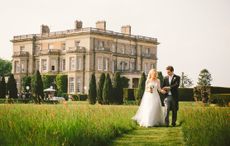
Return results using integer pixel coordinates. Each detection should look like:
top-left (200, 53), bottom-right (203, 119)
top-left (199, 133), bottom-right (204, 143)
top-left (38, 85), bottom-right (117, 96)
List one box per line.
top-left (178, 88), bottom-right (194, 101)
top-left (69, 94), bottom-right (88, 101)
top-left (209, 94), bottom-right (230, 106)
top-left (123, 88), bottom-right (136, 101)
top-left (210, 86), bottom-right (230, 94)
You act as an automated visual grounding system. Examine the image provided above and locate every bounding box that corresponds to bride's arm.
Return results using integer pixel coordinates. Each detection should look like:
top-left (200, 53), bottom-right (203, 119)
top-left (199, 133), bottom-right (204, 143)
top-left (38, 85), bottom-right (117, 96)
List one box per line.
top-left (157, 79), bottom-right (166, 94)
top-left (145, 80), bottom-right (151, 92)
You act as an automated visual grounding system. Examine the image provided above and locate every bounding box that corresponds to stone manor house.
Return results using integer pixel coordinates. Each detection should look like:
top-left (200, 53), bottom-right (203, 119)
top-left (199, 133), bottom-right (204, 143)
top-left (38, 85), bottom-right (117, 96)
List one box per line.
top-left (11, 20), bottom-right (159, 94)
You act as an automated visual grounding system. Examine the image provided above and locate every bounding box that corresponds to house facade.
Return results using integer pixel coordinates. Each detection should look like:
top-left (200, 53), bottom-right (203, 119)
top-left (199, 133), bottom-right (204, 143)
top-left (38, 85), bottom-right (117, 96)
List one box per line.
top-left (11, 20), bottom-right (159, 94)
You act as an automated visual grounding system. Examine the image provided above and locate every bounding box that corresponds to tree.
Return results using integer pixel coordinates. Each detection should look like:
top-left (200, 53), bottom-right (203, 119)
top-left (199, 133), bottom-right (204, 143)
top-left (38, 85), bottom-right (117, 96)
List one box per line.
top-left (197, 69), bottom-right (212, 86)
top-left (157, 71), bottom-right (164, 86)
top-left (120, 76), bottom-right (129, 88)
top-left (42, 75), bottom-right (56, 89)
top-left (7, 74), bottom-right (18, 99)
top-left (97, 73), bottom-right (105, 104)
top-left (32, 70), bottom-right (44, 104)
top-left (137, 72), bottom-right (146, 104)
top-left (180, 72), bottom-right (193, 88)
top-left (1, 76), bottom-right (6, 98)
top-left (22, 76), bottom-right (31, 91)
top-left (56, 74), bottom-right (68, 96)
top-left (102, 73), bottom-right (113, 104)
top-left (112, 72), bottom-right (123, 104)
top-left (0, 58), bottom-right (12, 76)
top-left (88, 73), bottom-right (97, 104)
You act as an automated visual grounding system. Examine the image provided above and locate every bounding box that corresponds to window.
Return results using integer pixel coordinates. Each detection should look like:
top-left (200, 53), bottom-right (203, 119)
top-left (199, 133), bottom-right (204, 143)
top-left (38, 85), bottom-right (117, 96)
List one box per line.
top-left (21, 60), bottom-right (25, 73)
top-left (51, 59), bottom-right (57, 72)
top-left (51, 66), bottom-right (55, 71)
top-left (99, 41), bottom-right (104, 47)
top-left (151, 63), bottom-right (156, 69)
top-left (69, 57), bottom-right (75, 71)
top-left (122, 48), bottom-right (125, 54)
top-left (69, 77), bottom-right (75, 93)
top-left (76, 77), bottom-right (81, 93)
top-left (20, 46), bottom-right (25, 51)
top-left (131, 46), bottom-right (135, 55)
top-left (62, 59), bottom-right (66, 71)
top-left (15, 61), bottom-right (20, 73)
top-left (112, 44), bottom-right (116, 52)
top-left (120, 61), bottom-right (126, 71)
top-left (61, 43), bottom-right (66, 50)
top-left (41, 59), bottom-right (47, 71)
top-left (76, 57), bottom-right (82, 70)
top-left (35, 60), bottom-right (40, 71)
top-left (97, 57), bottom-right (103, 71)
top-left (145, 48), bottom-right (150, 55)
top-left (104, 58), bottom-right (109, 71)
top-left (144, 63), bottom-right (148, 75)
top-left (130, 62), bottom-right (135, 71)
top-left (112, 60), bottom-right (115, 73)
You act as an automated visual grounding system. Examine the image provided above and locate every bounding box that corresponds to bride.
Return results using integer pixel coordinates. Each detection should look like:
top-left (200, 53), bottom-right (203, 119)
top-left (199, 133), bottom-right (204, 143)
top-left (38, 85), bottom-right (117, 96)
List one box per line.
top-left (132, 69), bottom-right (166, 127)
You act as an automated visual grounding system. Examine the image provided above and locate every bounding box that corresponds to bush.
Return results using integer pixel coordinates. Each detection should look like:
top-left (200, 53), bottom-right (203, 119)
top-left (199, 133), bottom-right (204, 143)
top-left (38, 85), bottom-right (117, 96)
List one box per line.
top-left (102, 74), bottom-right (113, 104)
top-left (22, 76), bottom-right (31, 92)
top-left (78, 94), bottom-right (88, 101)
top-left (123, 88), bottom-right (136, 102)
top-left (42, 75), bottom-right (56, 89)
top-left (97, 73), bottom-right (105, 104)
top-left (0, 75), bottom-right (6, 98)
top-left (137, 72), bottom-right (146, 104)
top-left (69, 94), bottom-right (78, 101)
top-left (193, 86), bottom-right (230, 102)
top-left (210, 86), bottom-right (230, 94)
top-left (209, 94), bottom-right (230, 106)
top-left (56, 74), bottom-right (68, 94)
top-left (88, 73), bottom-right (97, 104)
top-left (178, 88), bottom-right (194, 101)
top-left (112, 72), bottom-right (123, 104)
top-left (7, 74), bottom-right (18, 99)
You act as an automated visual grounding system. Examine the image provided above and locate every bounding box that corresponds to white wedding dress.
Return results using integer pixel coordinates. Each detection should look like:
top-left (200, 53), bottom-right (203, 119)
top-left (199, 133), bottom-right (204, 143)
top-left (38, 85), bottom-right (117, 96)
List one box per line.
top-left (132, 79), bottom-right (165, 127)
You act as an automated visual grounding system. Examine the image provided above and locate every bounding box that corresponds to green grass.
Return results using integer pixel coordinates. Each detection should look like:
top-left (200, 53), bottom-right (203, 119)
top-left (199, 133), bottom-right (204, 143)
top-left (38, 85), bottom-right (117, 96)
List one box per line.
top-left (0, 101), bottom-right (229, 146)
top-left (180, 105), bottom-right (230, 146)
top-left (111, 126), bottom-right (185, 146)
top-left (0, 101), bottom-right (137, 146)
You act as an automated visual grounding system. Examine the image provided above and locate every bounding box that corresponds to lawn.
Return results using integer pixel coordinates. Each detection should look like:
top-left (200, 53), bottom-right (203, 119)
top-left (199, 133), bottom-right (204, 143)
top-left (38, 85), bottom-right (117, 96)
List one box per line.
top-left (0, 101), bottom-right (137, 146)
top-left (0, 101), bottom-right (229, 146)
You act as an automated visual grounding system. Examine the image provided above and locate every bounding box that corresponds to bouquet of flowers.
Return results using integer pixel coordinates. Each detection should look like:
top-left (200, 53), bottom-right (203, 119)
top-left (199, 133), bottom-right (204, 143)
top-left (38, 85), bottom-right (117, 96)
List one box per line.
top-left (147, 84), bottom-right (155, 93)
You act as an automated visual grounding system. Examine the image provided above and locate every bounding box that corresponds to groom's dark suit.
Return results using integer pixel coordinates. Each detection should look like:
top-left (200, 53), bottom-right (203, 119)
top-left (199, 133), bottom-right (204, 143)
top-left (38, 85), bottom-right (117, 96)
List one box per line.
top-left (162, 74), bottom-right (180, 126)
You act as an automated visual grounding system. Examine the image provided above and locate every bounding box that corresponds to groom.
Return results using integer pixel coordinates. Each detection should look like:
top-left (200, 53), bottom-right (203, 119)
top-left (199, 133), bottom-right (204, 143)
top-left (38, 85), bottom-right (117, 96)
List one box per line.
top-left (162, 66), bottom-right (180, 127)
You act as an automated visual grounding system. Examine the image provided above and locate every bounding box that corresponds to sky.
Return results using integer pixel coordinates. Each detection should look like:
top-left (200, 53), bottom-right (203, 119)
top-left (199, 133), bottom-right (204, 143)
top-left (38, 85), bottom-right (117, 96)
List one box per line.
top-left (0, 0), bottom-right (230, 87)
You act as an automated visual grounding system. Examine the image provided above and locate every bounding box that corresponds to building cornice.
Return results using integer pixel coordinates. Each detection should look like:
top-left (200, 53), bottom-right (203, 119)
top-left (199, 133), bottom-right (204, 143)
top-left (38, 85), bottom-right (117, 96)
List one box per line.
top-left (11, 27), bottom-right (159, 45)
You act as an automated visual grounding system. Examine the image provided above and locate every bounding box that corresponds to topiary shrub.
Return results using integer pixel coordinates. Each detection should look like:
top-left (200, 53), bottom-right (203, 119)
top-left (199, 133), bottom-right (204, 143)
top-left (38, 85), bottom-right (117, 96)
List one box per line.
top-left (97, 73), bottom-right (105, 104)
top-left (78, 94), bottom-right (88, 101)
top-left (88, 73), bottom-right (97, 104)
top-left (178, 88), bottom-right (194, 101)
top-left (209, 94), bottom-right (230, 106)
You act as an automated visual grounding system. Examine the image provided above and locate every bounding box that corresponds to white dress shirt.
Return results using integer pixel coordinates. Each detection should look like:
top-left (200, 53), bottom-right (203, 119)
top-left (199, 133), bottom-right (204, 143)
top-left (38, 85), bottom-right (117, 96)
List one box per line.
top-left (168, 75), bottom-right (174, 95)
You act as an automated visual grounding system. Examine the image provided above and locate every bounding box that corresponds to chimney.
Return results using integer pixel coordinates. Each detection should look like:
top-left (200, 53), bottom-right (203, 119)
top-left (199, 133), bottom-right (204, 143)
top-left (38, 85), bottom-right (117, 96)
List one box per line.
top-left (121, 25), bottom-right (131, 35)
top-left (75, 20), bottom-right (83, 29)
top-left (96, 21), bottom-right (106, 30)
top-left (41, 25), bottom-right (50, 34)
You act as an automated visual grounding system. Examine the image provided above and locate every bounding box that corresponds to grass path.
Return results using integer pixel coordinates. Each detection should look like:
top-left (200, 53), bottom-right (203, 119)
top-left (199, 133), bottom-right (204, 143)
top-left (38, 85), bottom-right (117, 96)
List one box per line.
top-left (111, 126), bottom-right (185, 146)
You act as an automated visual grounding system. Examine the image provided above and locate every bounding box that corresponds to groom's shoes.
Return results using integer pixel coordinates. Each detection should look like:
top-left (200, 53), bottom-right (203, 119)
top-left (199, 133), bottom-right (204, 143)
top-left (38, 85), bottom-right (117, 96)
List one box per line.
top-left (172, 123), bottom-right (176, 127)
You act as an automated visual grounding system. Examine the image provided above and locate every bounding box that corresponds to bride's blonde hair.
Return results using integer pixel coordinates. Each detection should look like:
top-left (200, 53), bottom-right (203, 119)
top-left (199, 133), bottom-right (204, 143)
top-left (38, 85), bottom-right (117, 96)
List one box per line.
top-left (147, 69), bottom-right (158, 81)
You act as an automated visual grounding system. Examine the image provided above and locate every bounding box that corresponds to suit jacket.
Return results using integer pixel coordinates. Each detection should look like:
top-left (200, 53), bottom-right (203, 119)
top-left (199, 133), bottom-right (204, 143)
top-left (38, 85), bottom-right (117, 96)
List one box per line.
top-left (162, 74), bottom-right (180, 110)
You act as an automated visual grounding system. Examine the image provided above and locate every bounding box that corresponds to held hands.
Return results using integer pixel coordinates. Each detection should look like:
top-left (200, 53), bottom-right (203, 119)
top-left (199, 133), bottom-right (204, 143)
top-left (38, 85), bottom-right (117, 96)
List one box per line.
top-left (161, 86), bottom-right (170, 94)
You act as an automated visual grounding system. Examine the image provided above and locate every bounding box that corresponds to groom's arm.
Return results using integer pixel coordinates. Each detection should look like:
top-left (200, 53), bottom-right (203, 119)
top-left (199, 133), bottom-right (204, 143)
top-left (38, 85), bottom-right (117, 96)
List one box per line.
top-left (169, 76), bottom-right (180, 90)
